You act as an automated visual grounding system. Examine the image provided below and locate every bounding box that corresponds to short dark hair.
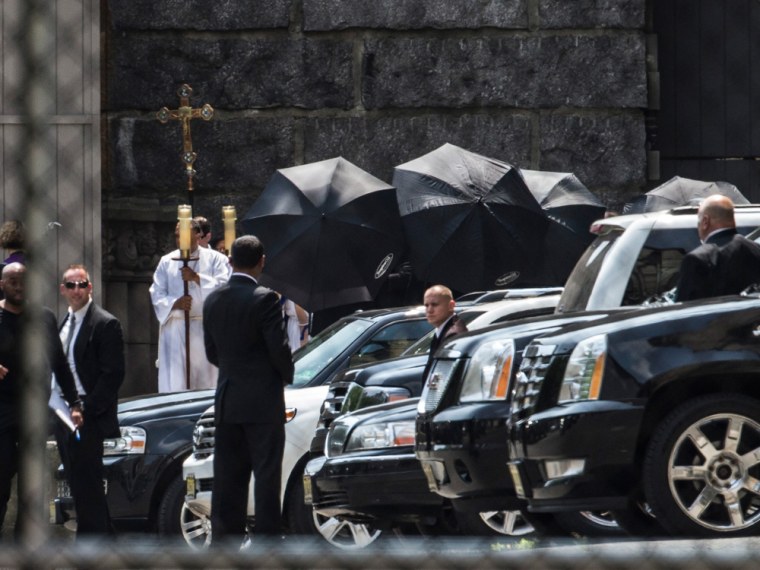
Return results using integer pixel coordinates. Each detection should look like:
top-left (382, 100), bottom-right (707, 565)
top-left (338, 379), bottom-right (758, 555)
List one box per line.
top-left (230, 235), bottom-right (264, 269)
top-left (193, 216), bottom-right (211, 237)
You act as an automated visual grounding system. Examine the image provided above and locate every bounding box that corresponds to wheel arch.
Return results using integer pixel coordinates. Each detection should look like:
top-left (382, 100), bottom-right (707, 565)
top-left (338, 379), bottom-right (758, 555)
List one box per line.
top-left (633, 372), bottom-right (760, 483)
top-left (281, 452), bottom-right (311, 528)
top-left (147, 446), bottom-right (193, 530)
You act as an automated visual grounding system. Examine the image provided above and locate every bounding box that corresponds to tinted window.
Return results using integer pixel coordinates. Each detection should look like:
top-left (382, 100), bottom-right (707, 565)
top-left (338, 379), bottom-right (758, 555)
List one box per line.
top-left (348, 319), bottom-right (433, 367)
top-left (620, 227), bottom-right (697, 305)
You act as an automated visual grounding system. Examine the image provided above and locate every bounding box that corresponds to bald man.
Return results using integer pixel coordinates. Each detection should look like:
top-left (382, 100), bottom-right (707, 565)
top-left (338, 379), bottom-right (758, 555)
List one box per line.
top-left (421, 285), bottom-right (468, 381)
top-left (675, 195), bottom-right (760, 302)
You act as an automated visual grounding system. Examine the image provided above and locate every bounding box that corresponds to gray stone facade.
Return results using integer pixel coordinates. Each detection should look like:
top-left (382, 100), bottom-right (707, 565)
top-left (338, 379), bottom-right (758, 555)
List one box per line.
top-left (104, 0), bottom-right (649, 395)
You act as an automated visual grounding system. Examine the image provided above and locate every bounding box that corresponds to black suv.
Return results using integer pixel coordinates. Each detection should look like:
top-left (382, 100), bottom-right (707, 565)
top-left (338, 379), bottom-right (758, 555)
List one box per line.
top-left (508, 293), bottom-right (760, 538)
top-left (414, 206), bottom-right (760, 536)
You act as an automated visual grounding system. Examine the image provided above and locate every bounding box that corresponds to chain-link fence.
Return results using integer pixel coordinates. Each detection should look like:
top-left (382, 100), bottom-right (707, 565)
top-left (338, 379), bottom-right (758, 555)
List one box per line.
top-left (1, 534), bottom-right (760, 569)
top-left (2, 1), bottom-right (759, 567)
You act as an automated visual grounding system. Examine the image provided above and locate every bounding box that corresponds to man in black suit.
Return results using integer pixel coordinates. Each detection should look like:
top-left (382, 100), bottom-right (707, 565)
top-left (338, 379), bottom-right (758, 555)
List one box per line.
top-left (675, 195), bottom-right (760, 302)
top-left (55, 264), bottom-right (124, 536)
top-left (203, 236), bottom-right (293, 547)
top-left (422, 285), bottom-right (468, 380)
top-left (0, 263), bottom-right (83, 538)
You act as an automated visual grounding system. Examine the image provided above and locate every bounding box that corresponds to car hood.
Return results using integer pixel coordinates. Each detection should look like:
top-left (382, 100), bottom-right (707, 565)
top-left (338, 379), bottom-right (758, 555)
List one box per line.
top-left (531, 294), bottom-right (760, 351)
top-left (194, 384), bottom-right (331, 420)
top-left (117, 389), bottom-right (215, 425)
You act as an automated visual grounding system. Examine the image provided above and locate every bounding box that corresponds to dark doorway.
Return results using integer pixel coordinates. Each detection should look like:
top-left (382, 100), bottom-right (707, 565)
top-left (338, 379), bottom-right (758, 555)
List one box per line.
top-left (653, 0), bottom-right (760, 201)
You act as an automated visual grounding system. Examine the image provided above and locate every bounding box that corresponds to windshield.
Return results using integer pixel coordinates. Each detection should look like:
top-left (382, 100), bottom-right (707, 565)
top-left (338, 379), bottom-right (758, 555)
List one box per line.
top-left (399, 309), bottom-right (486, 357)
top-left (558, 231), bottom-right (622, 312)
top-left (292, 317), bottom-right (374, 387)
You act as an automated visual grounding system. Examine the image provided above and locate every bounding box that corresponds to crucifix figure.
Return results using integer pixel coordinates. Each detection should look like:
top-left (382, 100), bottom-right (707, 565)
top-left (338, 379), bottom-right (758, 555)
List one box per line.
top-left (157, 84), bottom-right (214, 207)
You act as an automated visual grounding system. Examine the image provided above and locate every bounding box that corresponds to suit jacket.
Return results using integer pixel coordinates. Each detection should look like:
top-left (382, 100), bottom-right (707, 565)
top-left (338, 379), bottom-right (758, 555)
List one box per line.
top-left (422, 315), bottom-right (468, 381)
top-left (675, 229), bottom-right (760, 302)
top-left (64, 303), bottom-right (125, 438)
top-left (203, 274), bottom-right (294, 425)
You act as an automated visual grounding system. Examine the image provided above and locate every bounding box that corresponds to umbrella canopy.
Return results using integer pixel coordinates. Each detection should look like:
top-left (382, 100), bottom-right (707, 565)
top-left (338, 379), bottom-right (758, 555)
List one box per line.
top-left (241, 157), bottom-right (405, 312)
top-left (625, 176), bottom-right (749, 213)
top-left (393, 143), bottom-right (551, 293)
top-left (521, 169), bottom-right (606, 282)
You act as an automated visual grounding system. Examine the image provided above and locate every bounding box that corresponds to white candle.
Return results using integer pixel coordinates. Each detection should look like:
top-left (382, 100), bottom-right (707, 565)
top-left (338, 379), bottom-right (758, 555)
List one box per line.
top-left (222, 206), bottom-right (236, 254)
top-left (178, 204), bottom-right (192, 255)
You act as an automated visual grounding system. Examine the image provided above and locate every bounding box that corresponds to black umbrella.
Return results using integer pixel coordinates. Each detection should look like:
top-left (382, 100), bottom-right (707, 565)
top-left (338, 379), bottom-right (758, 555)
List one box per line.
top-left (624, 176), bottom-right (749, 214)
top-left (393, 144), bottom-right (551, 293)
top-left (521, 169), bottom-right (606, 282)
top-left (241, 157), bottom-right (405, 312)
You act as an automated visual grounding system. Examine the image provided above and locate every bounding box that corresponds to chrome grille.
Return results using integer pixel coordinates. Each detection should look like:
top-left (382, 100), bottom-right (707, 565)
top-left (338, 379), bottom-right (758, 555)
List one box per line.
top-left (511, 344), bottom-right (556, 416)
top-left (192, 410), bottom-right (216, 459)
top-left (418, 359), bottom-right (458, 414)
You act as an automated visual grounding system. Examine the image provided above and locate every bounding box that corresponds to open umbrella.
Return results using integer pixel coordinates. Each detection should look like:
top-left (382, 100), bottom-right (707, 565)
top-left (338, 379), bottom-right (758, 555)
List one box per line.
top-left (624, 176), bottom-right (748, 214)
top-left (521, 169), bottom-right (606, 282)
top-left (241, 157), bottom-right (405, 312)
top-left (393, 144), bottom-right (551, 293)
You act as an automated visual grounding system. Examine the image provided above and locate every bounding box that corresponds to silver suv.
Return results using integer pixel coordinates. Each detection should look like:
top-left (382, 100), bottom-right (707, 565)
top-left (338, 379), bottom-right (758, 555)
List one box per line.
top-left (557, 205), bottom-right (760, 313)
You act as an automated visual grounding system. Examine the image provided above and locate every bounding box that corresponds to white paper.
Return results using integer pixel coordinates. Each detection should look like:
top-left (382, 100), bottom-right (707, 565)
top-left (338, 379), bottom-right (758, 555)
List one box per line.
top-left (49, 376), bottom-right (76, 432)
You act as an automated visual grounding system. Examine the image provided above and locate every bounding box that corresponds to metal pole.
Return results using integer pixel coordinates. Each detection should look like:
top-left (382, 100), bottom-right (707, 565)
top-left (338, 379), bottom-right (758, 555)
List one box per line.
top-left (17, 0), bottom-right (56, 551)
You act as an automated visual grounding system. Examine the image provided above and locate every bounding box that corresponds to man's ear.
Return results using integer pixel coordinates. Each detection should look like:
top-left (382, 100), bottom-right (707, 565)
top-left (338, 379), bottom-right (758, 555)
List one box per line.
top-left (259, 254), bottom-right (266, 270)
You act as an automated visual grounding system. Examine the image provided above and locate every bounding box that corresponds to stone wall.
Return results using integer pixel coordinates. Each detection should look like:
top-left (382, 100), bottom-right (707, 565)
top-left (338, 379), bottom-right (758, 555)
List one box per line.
top-left (103, 0), bottom-right (649, 395)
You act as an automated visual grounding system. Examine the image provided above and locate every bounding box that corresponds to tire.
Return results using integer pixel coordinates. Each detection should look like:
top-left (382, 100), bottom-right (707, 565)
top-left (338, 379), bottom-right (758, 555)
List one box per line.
top-left (414, 501), bottom-right (461, 536)
top-left (157, 476), bottom-right (186, 536)
top-left (283, 463), bottom-right (317, 535)
top-left (455, 509), bottom-right (536, 537)
top-left (552, 511), bottom-right (624, 538)
top-left (643, 394), bottom-right (760, 537)
top-left (610, 484), bottom-right (664, 537)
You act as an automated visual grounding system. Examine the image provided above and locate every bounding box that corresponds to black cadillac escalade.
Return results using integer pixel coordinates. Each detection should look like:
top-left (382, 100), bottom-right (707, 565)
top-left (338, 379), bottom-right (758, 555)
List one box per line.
top-left (508, 294), bottom-right (760, 539)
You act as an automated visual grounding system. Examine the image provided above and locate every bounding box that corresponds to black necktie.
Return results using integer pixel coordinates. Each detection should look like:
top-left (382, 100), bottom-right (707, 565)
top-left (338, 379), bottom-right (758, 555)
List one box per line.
top-left (430, 331), bottom-right (441, 354)
top-left (64, 314), bottom-right (76, 356)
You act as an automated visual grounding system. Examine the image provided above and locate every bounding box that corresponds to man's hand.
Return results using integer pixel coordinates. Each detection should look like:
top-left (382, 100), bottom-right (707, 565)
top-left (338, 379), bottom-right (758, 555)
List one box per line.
top-left (0, 364), bottom-right (7, 380)
top-left (172, 295), bottom-right (193, 312)
top-left (70, 408), bottom-right (84, 428)
top-left (181, 266), bottom-right (200, 285)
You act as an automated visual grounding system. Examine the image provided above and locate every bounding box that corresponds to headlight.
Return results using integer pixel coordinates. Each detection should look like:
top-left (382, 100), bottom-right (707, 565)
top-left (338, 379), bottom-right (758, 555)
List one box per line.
top-left (285, 407), bottom-right (296, 422)
top-left (103, 426), bottom-right (147, 455)
top-left (560, 334), bottom-right (606, 402)
top-left (459, 339), bottom-right (515, 402)
top-left (344, 420), bottom-right (415, 453)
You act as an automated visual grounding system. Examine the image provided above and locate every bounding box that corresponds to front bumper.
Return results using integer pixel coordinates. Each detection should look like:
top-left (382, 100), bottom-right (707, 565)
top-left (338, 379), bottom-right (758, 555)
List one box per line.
top-left (51, 454), bottom-right (168, 529)
top-left (304, 449), bottom-right (442, 525)
top-left (182, 453), bottom-right (214, 517)
top-left (508, 400), bottom-right (644, 513)
top-left (415, 402), bottom-right (521, 512)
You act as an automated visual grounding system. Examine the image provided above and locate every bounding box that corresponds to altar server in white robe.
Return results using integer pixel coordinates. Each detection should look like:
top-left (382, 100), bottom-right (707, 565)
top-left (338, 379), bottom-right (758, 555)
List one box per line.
top-left (150, 219), bottom-right (231, 392)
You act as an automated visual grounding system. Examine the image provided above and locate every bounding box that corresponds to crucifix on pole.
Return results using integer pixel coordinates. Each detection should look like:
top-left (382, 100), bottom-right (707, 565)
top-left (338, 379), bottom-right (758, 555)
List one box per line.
top-left (157, 84), bottom-right (214, 207)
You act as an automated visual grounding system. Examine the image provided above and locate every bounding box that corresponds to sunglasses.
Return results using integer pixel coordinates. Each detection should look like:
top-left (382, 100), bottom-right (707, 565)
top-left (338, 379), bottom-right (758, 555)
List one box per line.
top-left (63, 280), bottom-right (89, 290)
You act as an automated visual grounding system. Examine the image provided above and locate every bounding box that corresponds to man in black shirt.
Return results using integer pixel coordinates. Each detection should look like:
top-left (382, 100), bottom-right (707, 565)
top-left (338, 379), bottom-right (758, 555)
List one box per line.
top-left (0, 263), bottom-right (82, 537)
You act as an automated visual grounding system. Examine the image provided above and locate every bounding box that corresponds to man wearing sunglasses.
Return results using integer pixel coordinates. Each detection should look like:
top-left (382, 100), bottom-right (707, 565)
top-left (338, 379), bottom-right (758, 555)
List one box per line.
top-left (54, 264), bottom-right (124, 536)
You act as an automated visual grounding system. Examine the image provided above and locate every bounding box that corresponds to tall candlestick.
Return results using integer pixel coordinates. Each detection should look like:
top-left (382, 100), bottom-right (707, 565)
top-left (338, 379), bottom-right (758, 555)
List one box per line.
top-left (222, 206), bottom-right (237, 255)
top-left (178, 204), bottom-right (192, 257)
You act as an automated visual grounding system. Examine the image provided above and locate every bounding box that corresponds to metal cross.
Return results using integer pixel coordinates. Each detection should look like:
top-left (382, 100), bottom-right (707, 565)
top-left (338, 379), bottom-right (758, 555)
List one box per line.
top-left (157, 84), bottom-right (214, 206)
